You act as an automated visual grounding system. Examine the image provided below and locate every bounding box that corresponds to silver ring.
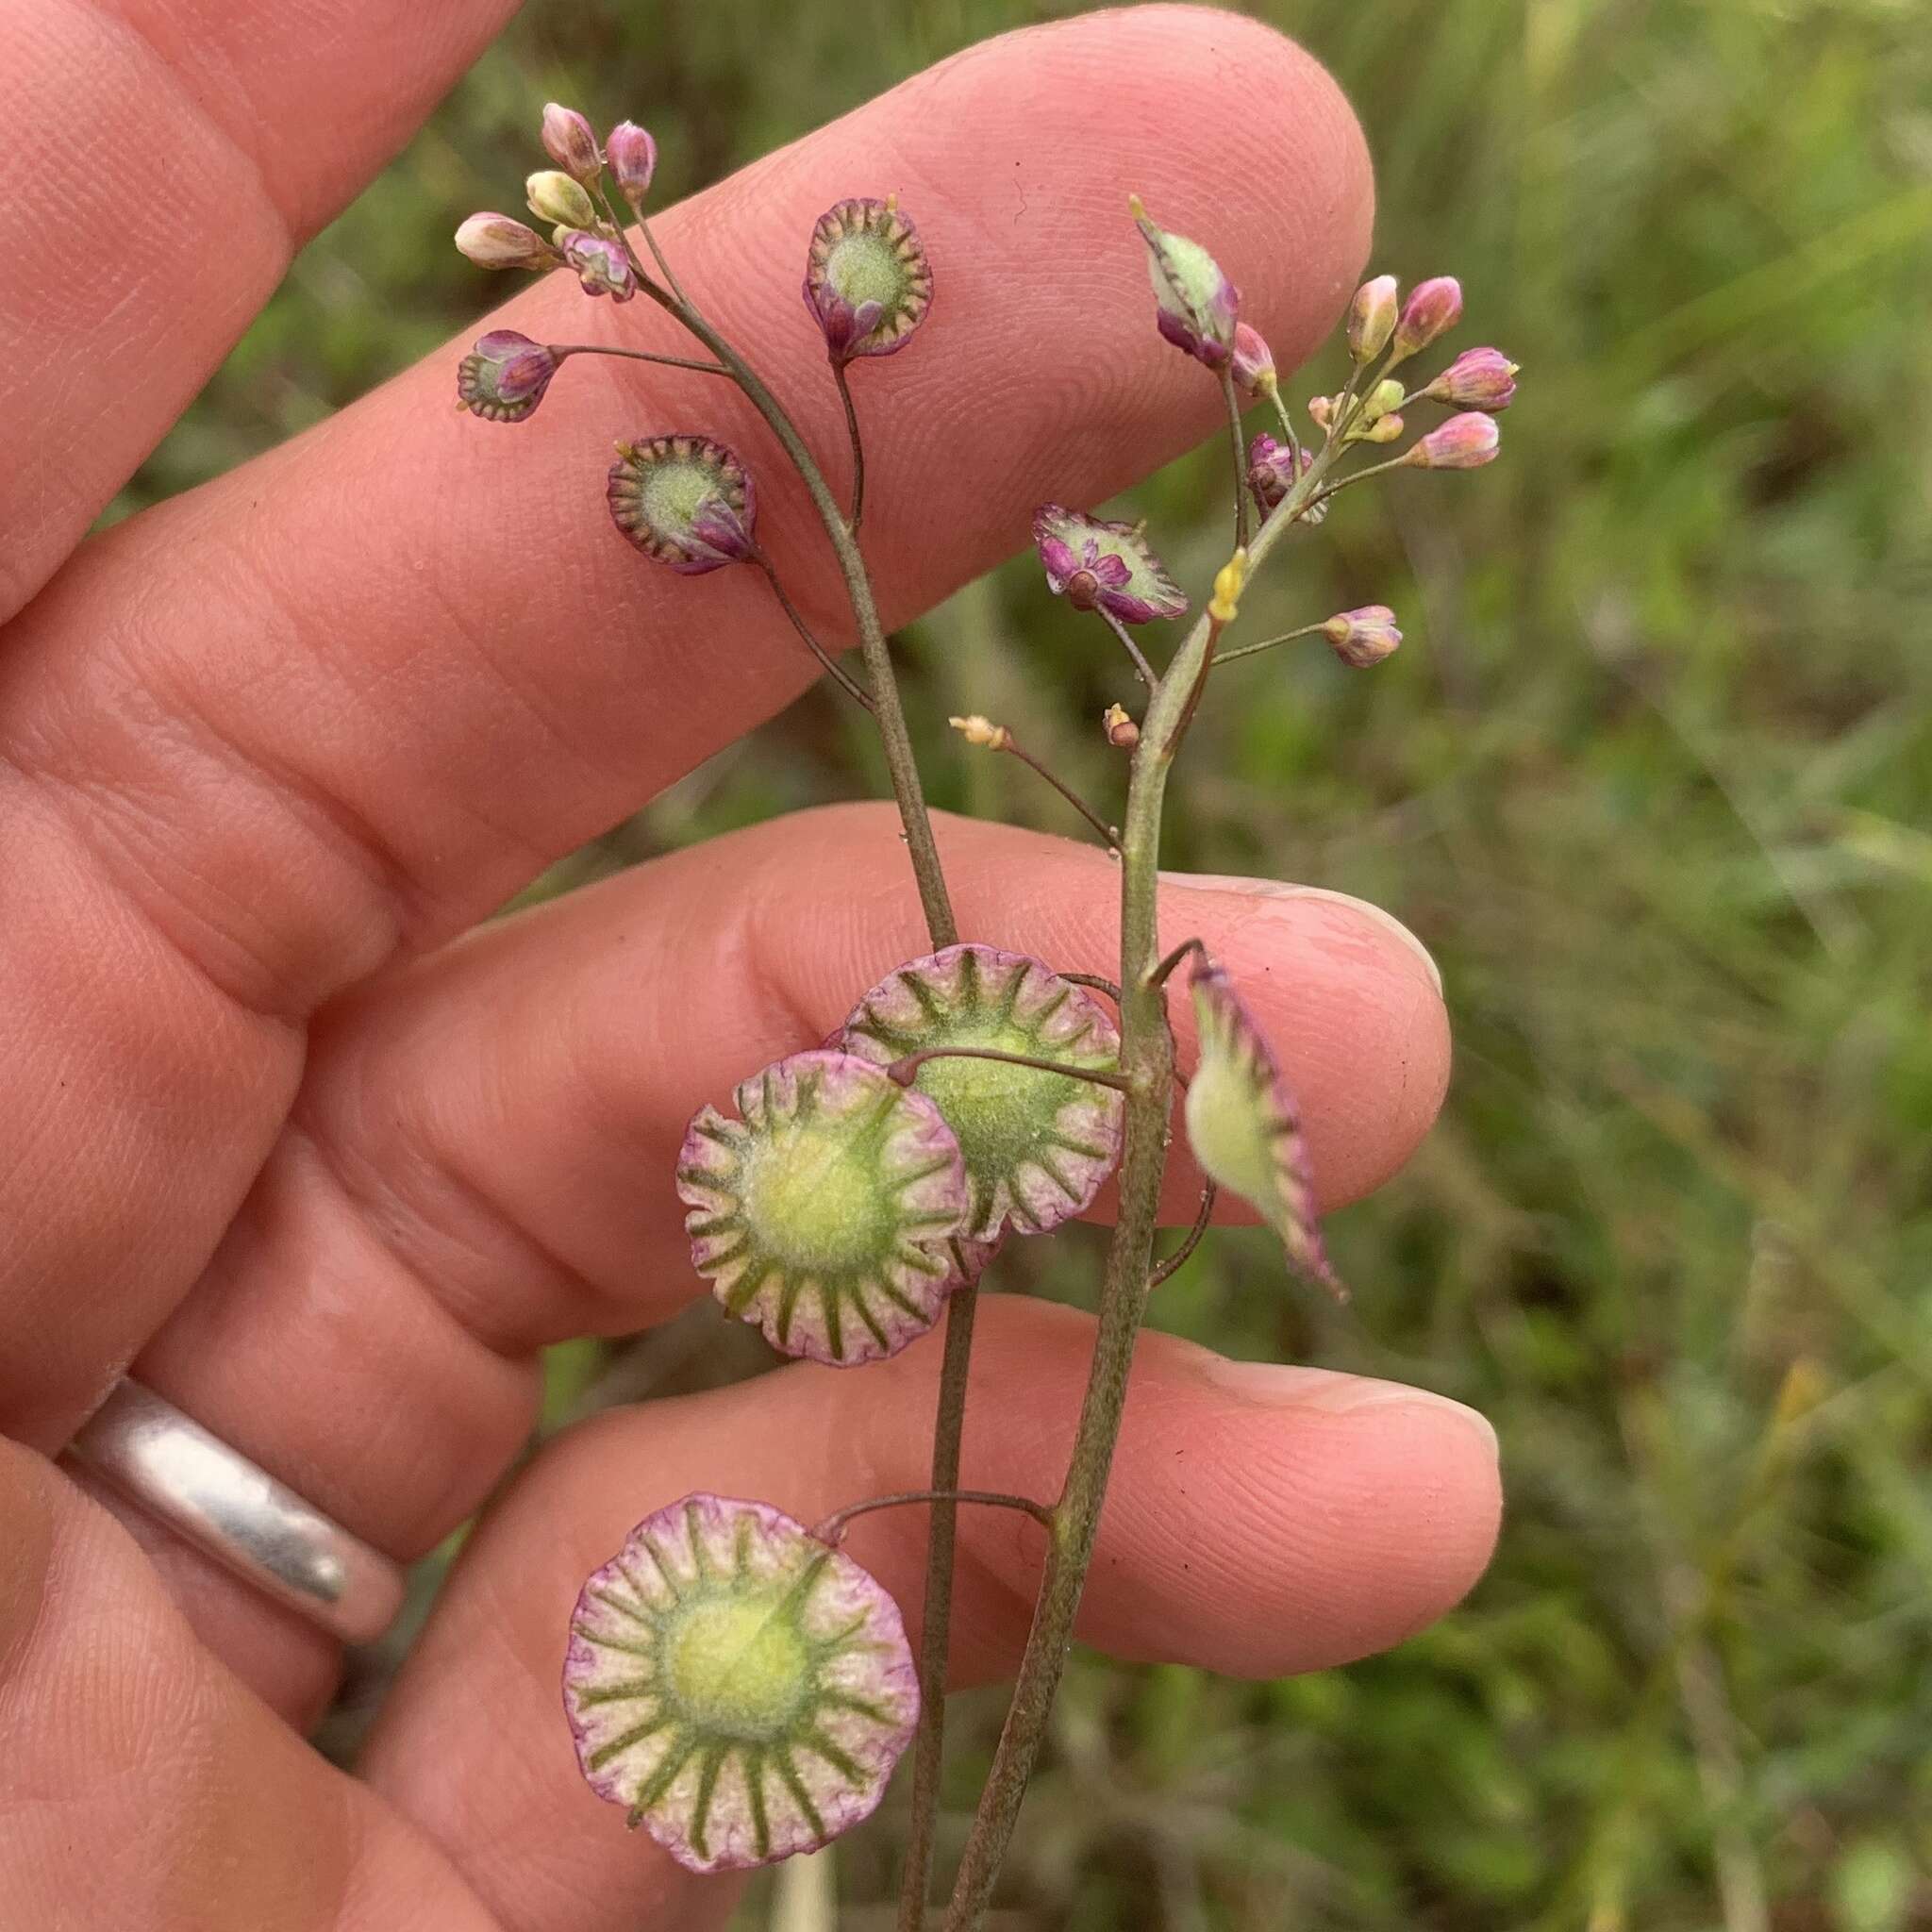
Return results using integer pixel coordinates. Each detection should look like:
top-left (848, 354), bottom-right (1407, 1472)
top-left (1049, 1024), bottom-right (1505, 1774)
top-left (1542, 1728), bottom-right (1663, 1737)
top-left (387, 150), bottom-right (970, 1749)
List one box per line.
top-left (66, 1378), bottom-right (407, 1645)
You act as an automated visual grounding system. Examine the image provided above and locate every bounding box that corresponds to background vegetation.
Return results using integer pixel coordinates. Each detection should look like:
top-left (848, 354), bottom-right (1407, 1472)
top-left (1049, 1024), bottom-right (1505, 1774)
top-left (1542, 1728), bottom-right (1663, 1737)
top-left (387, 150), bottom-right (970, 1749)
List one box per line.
top-left (125, 0), bottom-right (1932, 1925)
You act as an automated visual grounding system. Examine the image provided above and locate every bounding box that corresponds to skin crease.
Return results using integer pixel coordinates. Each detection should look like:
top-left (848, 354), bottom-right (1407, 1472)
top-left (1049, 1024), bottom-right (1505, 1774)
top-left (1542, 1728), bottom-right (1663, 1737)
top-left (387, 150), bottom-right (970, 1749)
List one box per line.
top-left (0, 8), bottom-right (1501, 1931)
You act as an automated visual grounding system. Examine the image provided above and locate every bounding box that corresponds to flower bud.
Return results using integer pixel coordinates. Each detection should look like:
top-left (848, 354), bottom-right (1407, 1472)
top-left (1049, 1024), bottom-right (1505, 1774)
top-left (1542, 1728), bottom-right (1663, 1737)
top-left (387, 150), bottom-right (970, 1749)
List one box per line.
top-left (525, 168), bottom-right (597, 230)
top-left (1033, 506), bottom-right (1187, 625)
top-left (558, 228), bottom-right (636, 301)
top-left (1346, 275), bottom-right (1399, 362)
top-left (1208, 550), bottom-right (1247, 625)
top-left (1130, 195), bottom-right (1240, 368)
top-left (1424, 346), bottom-right (1519, 411)
top-left (948, 713), bottom-right (1011, 751)
top-left (1356, 410), bottom-right (1404, 443)
top-left (1307, 394), bottom-right (1335, 432)
top-left (540, 103), bottom-right (602, 186)
top-left (1391, 275), bottom-right (1463, 360)
top-left (1103, 703), bottom-right (1140, 750)
top-left (607, 120), bottom-right (658, 204)
top-left (1321, 605), bottom-right (1402, 668)
top-left (455, 330), bottom-right (561, 424)
top-left (1230, 323), bottom-right (1276, 400)
top-left (1246, 434), bottom-right (1325, 523)
top-left (608, 435), bottom-right (758, 572)
top-left (803, 196), bottom-right (933, 364)
top-left (1407, 411), bottom-right (1501, 470)
top-left (1360, 377), bottom-right (1406, 423)
top-left (454, 211), bottom-right (558, 272)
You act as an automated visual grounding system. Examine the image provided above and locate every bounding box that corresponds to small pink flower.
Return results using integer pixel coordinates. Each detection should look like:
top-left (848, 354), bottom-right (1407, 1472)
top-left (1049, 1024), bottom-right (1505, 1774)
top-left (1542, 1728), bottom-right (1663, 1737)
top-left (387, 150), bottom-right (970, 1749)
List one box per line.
top-left (541, 103), bottom-right (601, 185)
top-left (1425, 346), bottom-right (1519, 411)
top-left (607, 121), bottom-right (658, 203)
top-left (1321, 605), bottom-right (1402, 668)
top-left (455, 330), bottom-right (561, 423)
top-left (1391, 276), bottom-right (1463, 360)
top-left (558, 228), bottom-right (637, 301)
top-left (1346, 275), bottom-right (1399, 362)
top-left (454, 211), bottom-right (558, 272)
top-left (1407, 411), bottom-right (1501, 471)
top-left (1230, 324), bottom-right (1275, 399)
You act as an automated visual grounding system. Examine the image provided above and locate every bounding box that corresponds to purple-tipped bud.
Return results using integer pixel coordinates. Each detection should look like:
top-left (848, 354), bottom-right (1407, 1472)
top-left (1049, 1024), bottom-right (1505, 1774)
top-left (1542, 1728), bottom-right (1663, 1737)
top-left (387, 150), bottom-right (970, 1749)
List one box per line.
top-left (1346, 275), bottom-right (1399, 362)
top-left (558, 228), bottom-right (637, 302)
top-left (456, 330), bottom-right (562, 424)
top-left (1103, 703), bottom-right (1141, 750)
top-left (1130, 195), bottom-right (1240, 369)
top-left (1425, 346), bottom-right (1519, 412)
top-left (1407, 411), bottom-right (1501, 471)
top-left (1033, 505), bottom-right (1188, 625)
top-left (607, 121), bottom-right (658, 204)
top-left (1391, 275), bottom-right (1463, 360)
top-left (608, 435), bottom-right (758, 572)
top-left (454, 211), bottom-right (558, 272)
top-left (1321, 605), bottom-right (1403, 668)
top-left (541, 103), bottom-right (602, 186)
top-left (803, 197), bottom-right (933, 364)
top-left (1230, 324), bottom-right (1276, 400)
top-left (526, 168), bottom-right (597, 230)
top-left (1246, 434), bottom-right (1326, 523)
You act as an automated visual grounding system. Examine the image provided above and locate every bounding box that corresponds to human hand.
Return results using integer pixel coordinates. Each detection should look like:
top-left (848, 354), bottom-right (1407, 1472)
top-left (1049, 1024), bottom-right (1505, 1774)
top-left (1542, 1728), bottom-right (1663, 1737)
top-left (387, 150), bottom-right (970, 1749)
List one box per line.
top-left (0, 4), bottom-right (1500, 1924)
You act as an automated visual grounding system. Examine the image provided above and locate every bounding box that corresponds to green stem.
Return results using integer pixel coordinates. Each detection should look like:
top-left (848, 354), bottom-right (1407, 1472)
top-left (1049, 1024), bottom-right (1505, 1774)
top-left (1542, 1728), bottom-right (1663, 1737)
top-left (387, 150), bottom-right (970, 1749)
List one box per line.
top-left (887, 1046), bottom-right (1135, 1094)
top-left (550, 342), bottom-right (730, 377)
top-left (833, 358), bottom-right (866, 529)
top-left (941, 421), bottom-right (1343, 1932)
top-left (1220, 364), bottom-right (1253, 551)
top-left (1209, 621), bottom-right (1328, 669)
top-left (812, 1489), bottom-right (1055, 1547)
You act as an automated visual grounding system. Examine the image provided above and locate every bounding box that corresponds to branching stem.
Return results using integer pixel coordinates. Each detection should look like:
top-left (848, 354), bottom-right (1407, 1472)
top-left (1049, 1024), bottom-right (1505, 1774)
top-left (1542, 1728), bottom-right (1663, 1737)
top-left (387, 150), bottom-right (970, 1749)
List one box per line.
top-left (812, 1490), bottom-right (1055, 1547)
top-left (550, 341), bottom-right (729, 377)
top-left (888, 1046), bottom-right (1136, 1095)
top-left (991, 735), bottom-right (1118, 848)
top-left (756, 558), bottom-right (876, 711)
top-left (1099, 608), bottom-right (1158, 688)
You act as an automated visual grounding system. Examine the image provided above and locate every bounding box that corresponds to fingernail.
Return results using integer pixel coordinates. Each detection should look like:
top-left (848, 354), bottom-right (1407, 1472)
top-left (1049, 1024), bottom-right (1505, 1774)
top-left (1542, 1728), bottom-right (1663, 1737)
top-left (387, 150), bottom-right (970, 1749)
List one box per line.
top-left (1158, 873), bottom-right (1441, 994)
top-left (1203, 1358), bottom-right (1497, 1460)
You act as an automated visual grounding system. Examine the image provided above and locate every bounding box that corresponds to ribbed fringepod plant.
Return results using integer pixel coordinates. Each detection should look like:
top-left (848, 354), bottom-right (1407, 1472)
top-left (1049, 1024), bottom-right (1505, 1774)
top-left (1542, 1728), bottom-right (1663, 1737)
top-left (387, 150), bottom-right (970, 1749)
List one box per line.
top-left (454, 102), bottom-right (1516, 1928)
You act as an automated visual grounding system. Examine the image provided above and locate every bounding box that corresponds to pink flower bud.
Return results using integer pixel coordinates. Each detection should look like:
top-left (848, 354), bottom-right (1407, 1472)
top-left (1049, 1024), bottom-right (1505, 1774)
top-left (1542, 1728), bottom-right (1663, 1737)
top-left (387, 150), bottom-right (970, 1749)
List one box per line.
top-left (1130, 196), bottom-right (1240, 369)
top-left (456, 330), bottom-right (562, 424)
top-left (1321, 606), bottom-right (1402, 668)
top-left (803, 197), bottom-right (933, 364)
top-left (558, 228), bottom-right (637, 301)
top-left (454, 211), bottom-right (558, 272)
top-left (1407, 411), bottom-right (1501, 470)
top-left (1307, 394), bottom-right (1335, 432)
top-left (1246, 434), bottom-right (1325, 522)
top-left (1346, 275), bottom-right (1399, 362)
top-left (1391, 275), bottom-right (1463, 360)
top-left (525, 169), bottom-right (597, 230)
top-left (1230, 324), bottom-right (1275, 399)
top-left (1425, 346), bottom-right (1519, 411)
top-left (541, 103), bottom-right (602, 186)
top-left (607, 121), bottom-right (658, 204)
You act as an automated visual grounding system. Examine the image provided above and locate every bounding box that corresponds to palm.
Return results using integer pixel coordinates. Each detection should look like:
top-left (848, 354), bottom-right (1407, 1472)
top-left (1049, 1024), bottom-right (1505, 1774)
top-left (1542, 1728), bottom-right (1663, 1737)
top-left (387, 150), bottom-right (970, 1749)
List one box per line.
top-left (0, 5), bottom-right (1496, 1925)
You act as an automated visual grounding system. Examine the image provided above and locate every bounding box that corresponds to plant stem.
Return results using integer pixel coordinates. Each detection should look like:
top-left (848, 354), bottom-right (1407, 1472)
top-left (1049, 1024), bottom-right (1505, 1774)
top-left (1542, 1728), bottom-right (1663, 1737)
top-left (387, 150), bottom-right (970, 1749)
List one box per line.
top-left (757, 557), bottom-right (876, 711)
top-left (833, 359), bottom-right (866, 529)
top-left (1149, 1181), bottom-right (1217, 1289)
top-left (991, 736), bottom-right (1118, 848)
top-left (1209, 621), bottom-right (1328, 668)
top-left (812, 1489), bottom-right (1055, 1547)
top-left (1148, 935), bottom-right (1208, 987)
top-left (887, 1046), bottom-right (1135, 1094)
top-left (1220, 364), bottom-right (1252, 551)
top-left (1099, 608), bottom-right (1158, 688)
top-left (550, 342), bottom-right (730, 377)
top-left (941, 425), bottom-right (1341, 1932)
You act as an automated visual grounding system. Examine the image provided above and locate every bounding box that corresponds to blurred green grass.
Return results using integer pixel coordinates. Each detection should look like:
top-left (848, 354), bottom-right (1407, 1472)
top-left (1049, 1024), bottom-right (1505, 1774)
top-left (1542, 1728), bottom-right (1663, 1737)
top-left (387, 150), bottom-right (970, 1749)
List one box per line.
top-left (137, 0), bottom-right (1932, 1925)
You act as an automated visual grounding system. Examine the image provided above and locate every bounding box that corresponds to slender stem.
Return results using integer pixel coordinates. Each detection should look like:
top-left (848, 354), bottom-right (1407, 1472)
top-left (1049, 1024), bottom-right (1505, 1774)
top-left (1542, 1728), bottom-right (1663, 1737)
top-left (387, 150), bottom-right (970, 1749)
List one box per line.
top-left (1059, 971), bottom-right (1124, 1006)
top-left (1149, 935), bottom-right (1208, 988)
top-left (993, 737), bottom-right (1118, 848)
top-left (1098, 608), bottom-right (1158, 688)
top-left (1210, 621), bottom-right (1327, 668)
top-left (1149, 1181), bottom-right (1218, 1289)
top-left (888, 1046), bottom-right (1135, 1094)
top-left (550, 342), bottom-right (730, 377)
top-left (812, 1489), bottom-right (1055, 1547)
top-left (942, 402), bottom-right (1347, 1932)
top-left (1220, 364), bottom-right (1253, 551)
top-left (1306, 450), bottom-right (1415, 513)
top-left (756, 557), bottom-right (876, 711)
top-left (1268, 385), bottom-right (1304, 467)
top-left (832, 359), bottom-right (867, 530)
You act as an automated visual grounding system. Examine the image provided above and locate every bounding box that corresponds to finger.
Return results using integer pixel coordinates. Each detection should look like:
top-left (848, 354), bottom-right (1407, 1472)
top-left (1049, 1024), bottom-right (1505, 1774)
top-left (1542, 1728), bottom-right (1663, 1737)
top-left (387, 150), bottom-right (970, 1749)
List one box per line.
top-left (0, 0), bottom-right (521, 622)
top-left (0, 6), bottom-right (1372, 1447)
top-left (112, 805), bottom-right (1444, 1717)
top-left (358, 1296), bottom-right (1500, 1932)
top-left (0, 1442), bottom-right (497, 1932)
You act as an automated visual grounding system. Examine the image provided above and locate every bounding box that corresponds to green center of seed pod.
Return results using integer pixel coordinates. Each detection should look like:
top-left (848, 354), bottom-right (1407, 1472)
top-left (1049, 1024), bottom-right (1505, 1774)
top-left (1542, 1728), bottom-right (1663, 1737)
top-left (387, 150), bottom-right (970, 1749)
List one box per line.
top-left (739, 1113), bottom-right (893, 1270)
top-left (665, 1593), bottom-right (813, 1739)
top-left (643, 456), bottom-right (724, 530)
top-left (827, 230), bottom-right (907, 310)
top-left (907, 1017), bottom-right (1090, 1186)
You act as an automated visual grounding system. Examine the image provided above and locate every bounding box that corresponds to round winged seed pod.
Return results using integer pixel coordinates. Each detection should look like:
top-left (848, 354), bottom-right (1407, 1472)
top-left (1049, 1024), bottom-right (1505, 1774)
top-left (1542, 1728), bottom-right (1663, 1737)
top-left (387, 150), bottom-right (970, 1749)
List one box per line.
top-left (608, 435), bottom-right (758, 573)
top-left (678, 1051), bottom-right (971, 1364)
top-left (803, 197), bottom-right (933, 363)
top-left (1032, 505), bottom-right (1187, 625)
top-left (1129, 195), bottom-right (1240, 368)
top-left (836, 945), bottom-right (1125, 1241)
top-left (1183, 955), bottom-right (1343, 1298)
top-left (565, 1493), bottom-right (920, 1873)
top-left (456, 330), bottom-right (561, 424)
